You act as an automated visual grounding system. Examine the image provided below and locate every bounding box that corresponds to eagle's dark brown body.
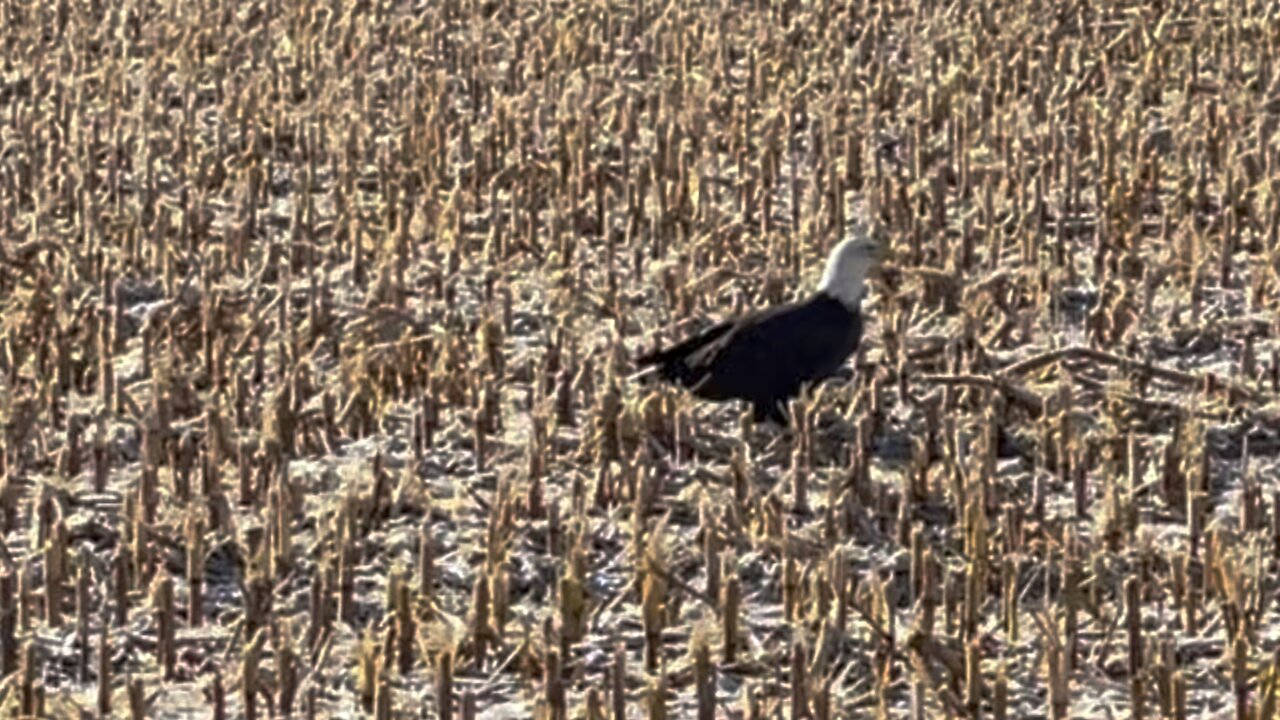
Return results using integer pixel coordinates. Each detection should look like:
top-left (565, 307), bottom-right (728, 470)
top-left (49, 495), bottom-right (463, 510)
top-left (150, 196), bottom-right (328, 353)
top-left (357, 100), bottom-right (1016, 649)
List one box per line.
top-left (635, 293), bottom-right (863, 424)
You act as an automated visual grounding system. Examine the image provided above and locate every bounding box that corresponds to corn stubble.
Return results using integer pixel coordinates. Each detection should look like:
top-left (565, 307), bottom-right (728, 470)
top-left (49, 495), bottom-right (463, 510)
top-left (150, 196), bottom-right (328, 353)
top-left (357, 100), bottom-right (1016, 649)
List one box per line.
top-left (0, 0), bottom-right (1277, 716)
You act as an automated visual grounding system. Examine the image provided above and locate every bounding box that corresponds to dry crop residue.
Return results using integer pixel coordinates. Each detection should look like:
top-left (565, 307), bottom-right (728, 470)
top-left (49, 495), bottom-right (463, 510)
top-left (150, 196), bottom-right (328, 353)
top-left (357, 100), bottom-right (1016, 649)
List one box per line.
top-left (1, 0), bottom-right (1278, 718)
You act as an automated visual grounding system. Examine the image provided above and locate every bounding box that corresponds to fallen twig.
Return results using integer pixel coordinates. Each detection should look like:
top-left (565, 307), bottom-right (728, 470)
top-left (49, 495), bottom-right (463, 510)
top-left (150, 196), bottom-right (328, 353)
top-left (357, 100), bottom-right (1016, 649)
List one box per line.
top-left (998, 345), bottom-right (1258, 404)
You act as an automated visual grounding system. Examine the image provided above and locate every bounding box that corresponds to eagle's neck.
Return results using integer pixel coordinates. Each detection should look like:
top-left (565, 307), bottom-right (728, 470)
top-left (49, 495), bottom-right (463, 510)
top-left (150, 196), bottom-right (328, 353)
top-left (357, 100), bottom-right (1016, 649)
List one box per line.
top-left (818, 266), bottom-right (866, 311)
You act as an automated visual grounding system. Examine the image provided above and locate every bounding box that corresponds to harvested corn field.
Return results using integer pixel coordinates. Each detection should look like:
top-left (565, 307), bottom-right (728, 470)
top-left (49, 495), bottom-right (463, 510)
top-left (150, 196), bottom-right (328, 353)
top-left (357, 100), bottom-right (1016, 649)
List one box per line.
top-left (2, 0), bottom-right (1280, 717)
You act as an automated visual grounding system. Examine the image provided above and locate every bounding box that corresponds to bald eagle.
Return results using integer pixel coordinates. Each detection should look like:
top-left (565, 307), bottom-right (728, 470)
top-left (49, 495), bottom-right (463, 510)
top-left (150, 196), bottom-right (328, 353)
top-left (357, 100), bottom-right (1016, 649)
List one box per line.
top-left (634, 233), bottom-right (884, 425)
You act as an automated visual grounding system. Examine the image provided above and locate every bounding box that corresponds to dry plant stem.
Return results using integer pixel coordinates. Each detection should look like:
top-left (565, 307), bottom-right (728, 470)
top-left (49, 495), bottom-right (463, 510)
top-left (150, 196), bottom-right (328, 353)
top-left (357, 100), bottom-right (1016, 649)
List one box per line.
top-left (126, 676), bottom-right (144, 720)
top-left (545, 648), bottom-right (566, 720)
top-left (611, 641), bottom-right (627, 720)
top-left (75, 549), bottom-right (90, 683)
top-left (694, 632), bottom-right (714, 720)
top-left (97, 612), bottom-right (111, 716)
top-left (374, 668), bottom-right (393, 720)
top-left (276, 620), bottom-right (299, 715)
top-left (243, 630), bottom-right (264, 720)
top-left (19, 640), bottom-right (37, 717)
top-left (438, 650), bottom-right (454, 720)
top-left (212, 670), bottom-right (226, 720)
top-left (790, 639), bottom-right (807, 719)
top-left (0, 572), bottom-right (16, 678)
top-left (153, 575), bottom-right (176, 681)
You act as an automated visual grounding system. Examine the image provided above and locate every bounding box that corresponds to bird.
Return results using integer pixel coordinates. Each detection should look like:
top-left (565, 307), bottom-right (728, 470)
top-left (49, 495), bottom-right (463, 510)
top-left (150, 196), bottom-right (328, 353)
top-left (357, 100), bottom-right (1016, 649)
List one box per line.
top-left (633, 230), bottom-right (884, 425)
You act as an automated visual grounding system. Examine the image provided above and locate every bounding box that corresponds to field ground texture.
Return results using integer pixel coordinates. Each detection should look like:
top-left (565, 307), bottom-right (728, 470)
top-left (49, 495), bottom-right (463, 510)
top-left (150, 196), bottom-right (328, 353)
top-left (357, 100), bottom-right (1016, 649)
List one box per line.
top-left (2, 0), bottom-right (1280, 717)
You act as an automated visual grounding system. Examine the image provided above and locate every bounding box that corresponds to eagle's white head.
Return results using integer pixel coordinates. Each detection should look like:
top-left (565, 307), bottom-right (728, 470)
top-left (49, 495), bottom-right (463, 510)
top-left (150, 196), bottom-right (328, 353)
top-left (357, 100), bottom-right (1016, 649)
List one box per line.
top-left (818, 227), bottom-right (884, 309)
